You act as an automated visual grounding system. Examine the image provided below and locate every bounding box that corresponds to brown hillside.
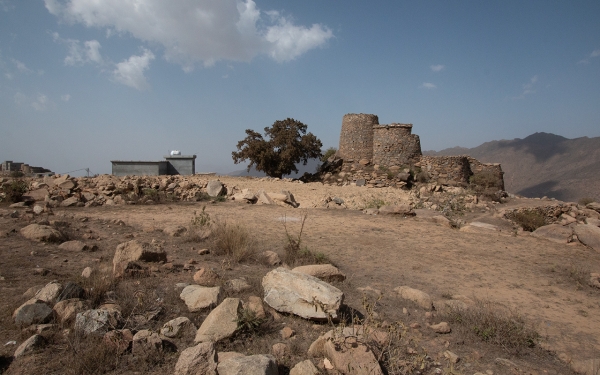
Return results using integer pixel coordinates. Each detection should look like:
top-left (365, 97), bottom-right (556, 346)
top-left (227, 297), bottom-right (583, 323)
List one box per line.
top-left (425, 132), bottom-right (600, 202)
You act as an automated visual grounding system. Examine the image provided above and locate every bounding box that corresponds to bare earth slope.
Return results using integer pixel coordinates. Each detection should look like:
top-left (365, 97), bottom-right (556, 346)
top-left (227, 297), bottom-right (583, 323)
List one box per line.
top-left (425, 132), bottom-right (600, 202)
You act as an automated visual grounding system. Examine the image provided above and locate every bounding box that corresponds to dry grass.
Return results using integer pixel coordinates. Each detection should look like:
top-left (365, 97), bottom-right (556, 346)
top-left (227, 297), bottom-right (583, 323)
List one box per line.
top-left (211, 218), bottom-right (257, 263)
top-left (441, 298), bottom-right (539, 353)
top-left (511, 210), bottom-right (547, 232)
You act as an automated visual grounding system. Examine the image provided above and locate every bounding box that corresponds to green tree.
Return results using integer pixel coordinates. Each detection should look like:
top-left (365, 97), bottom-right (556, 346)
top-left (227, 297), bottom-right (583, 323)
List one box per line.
top-left (232, 118), bottom-right (323, 178)
top-left (320, 147), bottom-right (337, 162)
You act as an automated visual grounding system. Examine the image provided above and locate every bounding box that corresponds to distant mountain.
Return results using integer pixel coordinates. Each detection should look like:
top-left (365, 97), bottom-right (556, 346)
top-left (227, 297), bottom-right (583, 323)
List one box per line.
top-left (424, 132), bottom-right (600, 202)
top-left (226, 158), bottom-right (321, 178)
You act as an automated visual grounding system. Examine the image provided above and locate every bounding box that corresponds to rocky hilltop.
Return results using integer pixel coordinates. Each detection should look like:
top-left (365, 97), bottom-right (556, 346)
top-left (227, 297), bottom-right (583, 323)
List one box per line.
top-left (425, 132), bottom-right (600, 202)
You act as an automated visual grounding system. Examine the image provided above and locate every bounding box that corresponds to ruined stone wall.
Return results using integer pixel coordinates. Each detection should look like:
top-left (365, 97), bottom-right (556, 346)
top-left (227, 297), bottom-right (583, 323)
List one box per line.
top-left (338, 113), bottom-right (378, 162)
top-left (467, 157), bottom-right (505, 191)
top-left (373, 124), bottom-right (422, 167)
top-left (418, 156), bottom-right (472, 186)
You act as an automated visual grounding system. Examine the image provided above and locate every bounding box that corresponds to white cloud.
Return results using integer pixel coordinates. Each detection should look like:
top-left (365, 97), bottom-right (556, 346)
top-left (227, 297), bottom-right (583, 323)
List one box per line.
top-left (44, 0), bottom-right (333, 69)
top-left (112, 49), bottom-right (155, 91)
top-left (54, 33), bottom-right (104, 66)
top-left (61, 94), bottom-right (71, 102)
top-left (430, 64), bottom-right (444, 72)
top-left (513, 75), bottom-right (538, 99)
top-left (12, 59), bottom-right (33, 73)
top-left (420, 82), bottom-right (437, 89)
top-left (577, 49), bottom-right (600, 64)
top-left (32, 94), bottom-right (49, 111)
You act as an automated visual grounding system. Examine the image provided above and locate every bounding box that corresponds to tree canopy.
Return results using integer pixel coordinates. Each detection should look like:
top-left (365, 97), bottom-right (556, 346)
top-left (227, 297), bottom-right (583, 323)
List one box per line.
top-left (232, 118), bottom-right (323, 178)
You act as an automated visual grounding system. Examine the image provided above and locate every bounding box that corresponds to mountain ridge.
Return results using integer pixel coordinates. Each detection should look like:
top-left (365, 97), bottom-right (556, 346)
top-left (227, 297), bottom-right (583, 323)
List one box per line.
top-left (424, 132), bottom-right (600, 202)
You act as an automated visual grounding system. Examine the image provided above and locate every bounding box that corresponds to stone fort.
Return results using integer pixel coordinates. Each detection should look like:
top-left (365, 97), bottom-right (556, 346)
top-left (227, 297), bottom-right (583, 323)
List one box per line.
top-left (334, 113), bottom-right (504, 189)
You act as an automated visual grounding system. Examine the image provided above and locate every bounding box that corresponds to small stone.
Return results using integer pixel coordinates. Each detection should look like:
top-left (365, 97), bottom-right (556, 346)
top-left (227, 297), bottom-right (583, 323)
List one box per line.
top-left (444, 350), bottom-right (459, 363)
top-left (429, 322), bottom-right (451, 334)
top-left (280, 326), bottom-right (295, 339)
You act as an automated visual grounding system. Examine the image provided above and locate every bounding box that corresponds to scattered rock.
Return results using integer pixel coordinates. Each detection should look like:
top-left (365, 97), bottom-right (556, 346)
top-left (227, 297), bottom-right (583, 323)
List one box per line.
top-left (573, 224), bottom-right (600, 251)
top-left (246, 296), bottom-right (266, 319)
top-left (531, 224), bottom-right (573, 244)
top-left (81, 267), bottom-right (93, 278)
top-left (272, 342), bottom-right (289, 358)
top-left (59, 240), bottom-right (96, 252)
top-left (262, 267), bottom-right (344, 320)
top-left (132, 330), bottom-right (166, 356)
top-left (160, 316), bottom-right (197, 343)
top-left (14, 334), bottom-right (45, 358)
top-left (217, 354), bottom-right (278, 375)
top-left (57, 282), bottom-right (85, 301)
top-left (34, 281), bottom-right (63, 304)
top-left (75, 309), bottom-right (121, 335)
top-left (292, 264), bottom-right (346, 282)
top-left (394, 286), bottom-right (433, 310)
top-left (113, 240), bottom-right (167, 277)
top-left (103, 329), bottom-right (133, 354)
top-left (290, 360), bottom-right (319, 375)
top-left (180, 285), bottom-right (221, 312)
top-left (193, 268), bottom-right (220, 286)
top-left (20, 224), bottom-right (64, 242)
top-left (324, 338), bottom-right (383, 375)
top-left (13, 301), bottom-right (53, 325)
top-left (378, 204), bottom-right (415, 216)
top-left (206, 180), bottom-right (224, 197)
top-left (53, 298), bottom-right (90, 323)
top-left (227, 278), bottom-right (252, 293)
top-left (429, 322), bottom-right (451, 334)
top-left (280, 326), bottom-right (295, 339)
top-left (174, 341), bottom-right (218, 375)
top-left (444, 350), bottom-right (460, 363)
top-left (195, 298), bottom-right (242, 343)
top-left (164, 225), bottom-right (187, 237)
top-left (261, 251), bottom-right (281, 266)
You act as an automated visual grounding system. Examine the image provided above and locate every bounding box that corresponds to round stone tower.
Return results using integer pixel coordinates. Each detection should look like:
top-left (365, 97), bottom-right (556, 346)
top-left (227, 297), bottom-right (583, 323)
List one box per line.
top-left (373, 123), bottom-right (422, 167)
top-left (338, 113), bottom-right (379, 162)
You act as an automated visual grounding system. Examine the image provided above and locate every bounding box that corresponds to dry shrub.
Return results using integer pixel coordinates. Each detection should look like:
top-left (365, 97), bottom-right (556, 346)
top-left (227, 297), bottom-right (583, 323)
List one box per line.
top-left (79, 269), bottom-right (116, 308)
top-left (211, 219), bottom-right (257, 262)
top-left (185, 206), bottom-right (212, 242)
top-left (441, 299), bottom-right (539, 353)
top-left (0, 179), bottom-right (28, 203)
top-left (282, 212), bottom-right (328, 266)
top-left (63, 332), bottom-right (120, 375)
top-left (511, 210), bottom-right (547, 232)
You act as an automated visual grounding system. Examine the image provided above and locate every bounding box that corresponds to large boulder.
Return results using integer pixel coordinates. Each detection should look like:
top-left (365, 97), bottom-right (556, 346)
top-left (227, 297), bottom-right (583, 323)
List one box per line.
top-left (20, 224), bottom-right (64, 242)
top-left (14, 334), bottom-right (45, 358)
top-left (206, 180), bottom-right (224, 197)
top-left (531, 224), bottom-right (573, 244)
top-left (13, 301), bottom-right (53, 325)
top-left (324, 338), bottom-right (383, 375)
top-left (113, 240), bottom-right (167, 277)
top-left (290, 360), bottom-right (319, 375)
top-left (180, 285), bottom-right (221, 312)
top-left (291, 264), bottom-right (346, 282)
top-left (53, 298), bottom-right (90, 323)
top-left (217, 354), bottom-right (278, 375)
top-left (174, 342), bottom-right (218, 375)
top-left (574, 224), bottom-right (600, 252)
top-left (262, 267), bottom-right (344, 320)
top-left (75, 309), bottom-right (121, 335)
top-left (195, 298), bottom-right (242, 343)
top-left (34, 281), bottom-right (63, 305)
top-left (160, 316), bottom-right (197, 343)
top-left (393, 286), bottom-right (433, 310)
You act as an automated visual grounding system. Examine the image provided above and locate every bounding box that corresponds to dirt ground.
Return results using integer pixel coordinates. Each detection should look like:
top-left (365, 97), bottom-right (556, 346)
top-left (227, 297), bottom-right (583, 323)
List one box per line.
top-left (1, 177), bottom-right (599, 374)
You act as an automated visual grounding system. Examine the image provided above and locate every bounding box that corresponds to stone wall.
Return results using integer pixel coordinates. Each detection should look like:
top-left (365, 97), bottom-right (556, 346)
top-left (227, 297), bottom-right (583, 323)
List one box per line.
top-left (467, 157), bottom-right (505, 190)
top-left (418, 156), bottom-right (472, 186)
top-left (338, 113), bottom-right (378, 162)
top-left (373, 124), bottom-right (422, 167)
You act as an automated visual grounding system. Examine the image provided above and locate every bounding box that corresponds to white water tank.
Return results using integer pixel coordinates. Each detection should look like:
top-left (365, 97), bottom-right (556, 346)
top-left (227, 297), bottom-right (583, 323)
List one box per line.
top-left (170, 150), bottom-right (181, 156)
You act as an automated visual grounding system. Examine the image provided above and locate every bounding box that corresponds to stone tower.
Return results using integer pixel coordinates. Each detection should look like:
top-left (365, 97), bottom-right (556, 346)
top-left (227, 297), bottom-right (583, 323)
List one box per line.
top-left (372, 123), bottom-right (422, 167)
top-left (338, 113), bottom-right (379, 162)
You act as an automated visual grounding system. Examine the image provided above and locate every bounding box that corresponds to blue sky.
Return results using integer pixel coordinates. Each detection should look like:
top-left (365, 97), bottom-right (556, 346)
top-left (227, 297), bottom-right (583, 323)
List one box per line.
top-left (1, 0), bottom-right (599, 176)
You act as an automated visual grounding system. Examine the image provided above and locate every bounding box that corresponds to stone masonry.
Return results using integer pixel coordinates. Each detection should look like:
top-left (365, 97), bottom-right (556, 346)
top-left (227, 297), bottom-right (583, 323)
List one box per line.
top-left (333, 113), bottom-right (505, 188)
